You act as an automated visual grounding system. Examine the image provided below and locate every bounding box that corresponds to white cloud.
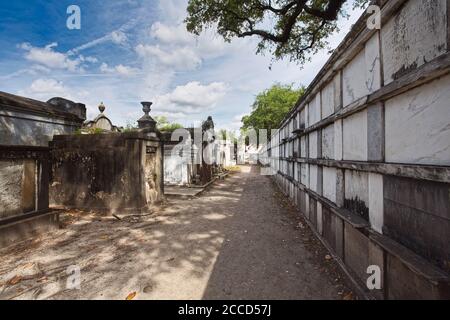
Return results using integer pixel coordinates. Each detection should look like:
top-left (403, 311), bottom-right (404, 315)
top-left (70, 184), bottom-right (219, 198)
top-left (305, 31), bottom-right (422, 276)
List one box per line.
top-left (4, 0), bottom-right (365, 130)
top-left (149, 22), bottom-right (229, 58)
top-left (135, 44), bottom-right (201, 71)
top-left (135, 21), bottom-right (231, 74)
top-left (154, 81), bottom-right (228, 114)
top-left (79, 55), bottom-right (98, 64)
top-left (150, 22), bottom-right (191, 45)
top-left (19, 42), bottom-right (83, 72)
top-left (29, 78), bottom-right (67, 94)
top-left (100, 63), bottom-right (139, 76)
top-left (19, 43), bottom-right (99, 73)
top-left (68, 19), bottom-right (138, 54)
top-left (17, 78), bottom-right (92, 106)
top-left (111, 31), bottom-right (128, 45)
top-left (217, 113), bottom-right (249, 132)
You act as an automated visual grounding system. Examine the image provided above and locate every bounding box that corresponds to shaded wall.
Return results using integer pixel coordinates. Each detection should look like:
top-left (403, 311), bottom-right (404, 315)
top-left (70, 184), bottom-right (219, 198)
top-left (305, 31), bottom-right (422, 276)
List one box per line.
top-left (0, 92), bottom-right (85, 147)
top-left (0, 92), bottom-right (85, 223)
top-left (267, 0), bottom-right (450, 299)
top-left (50, 131), bottom-right (163, 213)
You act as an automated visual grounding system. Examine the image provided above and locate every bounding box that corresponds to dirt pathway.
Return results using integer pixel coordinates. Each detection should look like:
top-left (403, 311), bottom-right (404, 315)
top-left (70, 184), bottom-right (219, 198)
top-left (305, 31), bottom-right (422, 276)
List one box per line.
top-left (0, 166), bottom-right (355, 300)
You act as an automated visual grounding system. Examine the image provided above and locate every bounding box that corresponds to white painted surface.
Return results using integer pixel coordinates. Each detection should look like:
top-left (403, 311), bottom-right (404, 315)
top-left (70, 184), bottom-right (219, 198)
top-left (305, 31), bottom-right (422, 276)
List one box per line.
top-left (309, 131), bottom-right (319, 159)
top-left (323, 167), bottom-right (337, 204)
top-left (309, 165), bottom-right (318, 193)
top-left (344, 170), bottom-right (369, 204)
top-left (342, 34), bottom-right (380, 106)
top-left (321, 81), bottom-right (334, 119)
top-left (300, 136), bottom-right (307, 158)
top-left (385, 75), bottom-right (450, 166)
top-left (322, 124), bottom-right (334, 160)
top-left (364, 33), bottom-right (381, 93)
top-left (308, 94), bottom-right (321, 126)
top-left (343, 49), bottom-right (366, 107)
top-left (333, 72), bottom-right (342, 111)
top-left (164, 145), bottom-right (191, 185)
top-left (317, 202), bottom-right (323, 235)
top-left (301, 163), bottom-right (309, 188)
top-left (382, 0), bottom-right (447, 84)
top-left (300, 108), bottom-right (306, 128)
top-left (334, 119), bottom-right (343, 161)
top-left (294, 162), bottom-right (299, 182)
top-left (369, 173), bottom-right (384, 234)
top-left (343, 110), bottom-right (368, 161)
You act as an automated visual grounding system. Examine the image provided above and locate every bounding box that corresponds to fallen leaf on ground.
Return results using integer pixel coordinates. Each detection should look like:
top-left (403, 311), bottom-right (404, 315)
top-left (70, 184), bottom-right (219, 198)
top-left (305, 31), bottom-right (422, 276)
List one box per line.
top-left (7, 275), bottom-right (22, 286)
top-left (126, 292), bottom-right (137, 300)
top-left (20, 262), bottom-right (35, 270)
top-left (343, 292), bottom-right (354, 300)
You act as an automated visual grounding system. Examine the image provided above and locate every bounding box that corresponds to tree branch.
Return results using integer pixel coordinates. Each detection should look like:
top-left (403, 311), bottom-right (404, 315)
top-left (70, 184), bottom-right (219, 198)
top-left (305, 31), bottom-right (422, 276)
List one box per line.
top-left (303, 0), bottom-right (347, 21)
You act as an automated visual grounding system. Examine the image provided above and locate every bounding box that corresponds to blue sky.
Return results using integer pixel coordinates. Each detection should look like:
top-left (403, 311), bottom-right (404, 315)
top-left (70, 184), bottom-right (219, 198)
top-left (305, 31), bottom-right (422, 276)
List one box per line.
top-left (0, 0), bottom-right (364, 130)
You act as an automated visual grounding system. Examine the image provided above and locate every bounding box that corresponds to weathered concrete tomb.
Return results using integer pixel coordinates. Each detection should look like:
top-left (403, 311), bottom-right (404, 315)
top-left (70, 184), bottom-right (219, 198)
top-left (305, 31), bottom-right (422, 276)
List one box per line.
top-left (162, 116), bottom-right (231, 187)
top-left (0, 91), bottom-right (86, 247)
top-left (50, 102), bottom-right (163, 213)
top-left (265, 0), bottom-right (450, 299)
top-left (1, 93), bottom-right (164, 246)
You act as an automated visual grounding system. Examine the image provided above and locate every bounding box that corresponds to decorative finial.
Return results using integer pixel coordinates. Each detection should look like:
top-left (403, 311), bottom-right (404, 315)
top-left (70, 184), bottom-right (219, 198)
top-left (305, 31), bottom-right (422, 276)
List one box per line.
top-left (138, 101), bottom-right (156, 131)
top-left (98, 102), bottom-right (106, 113)
top-left (141, 101), bottom-right (153, 116)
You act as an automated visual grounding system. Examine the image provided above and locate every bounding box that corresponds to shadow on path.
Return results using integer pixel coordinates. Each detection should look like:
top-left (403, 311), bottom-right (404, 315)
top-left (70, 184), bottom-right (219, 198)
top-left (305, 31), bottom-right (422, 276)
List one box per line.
top-left (0, 166), bottom-right (354, 300)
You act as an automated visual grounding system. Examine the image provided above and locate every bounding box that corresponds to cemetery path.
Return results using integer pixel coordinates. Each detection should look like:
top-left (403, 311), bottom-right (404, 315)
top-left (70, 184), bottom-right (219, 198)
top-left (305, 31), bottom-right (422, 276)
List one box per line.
top-left (0, 165), bottom-right (356, 300)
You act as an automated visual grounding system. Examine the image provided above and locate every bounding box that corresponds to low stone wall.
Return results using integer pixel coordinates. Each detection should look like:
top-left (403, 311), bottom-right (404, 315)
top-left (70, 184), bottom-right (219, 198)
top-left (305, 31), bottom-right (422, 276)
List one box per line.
top-left (267, 0), bottom-right (450, 299)
top-left (50, 131), bottom-right (163, 213)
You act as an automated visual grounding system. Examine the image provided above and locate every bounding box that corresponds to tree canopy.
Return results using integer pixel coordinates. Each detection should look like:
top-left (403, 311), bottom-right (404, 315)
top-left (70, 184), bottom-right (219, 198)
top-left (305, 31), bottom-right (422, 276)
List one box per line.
top-left (186, 0), bottom-right (369, 64)
top-left (155, 116), bottom-right (184, 132)
top-left (241, 83), bottom-right (305, 132)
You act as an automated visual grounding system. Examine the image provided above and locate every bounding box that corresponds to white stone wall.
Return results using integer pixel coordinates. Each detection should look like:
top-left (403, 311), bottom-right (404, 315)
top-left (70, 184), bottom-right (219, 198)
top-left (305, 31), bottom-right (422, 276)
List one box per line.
top-left (344, 170), bottom-right (369, 205)
top-left (323, 166), bottom-right (337, 204)
top-left (322, 124), bottom-right (334, 160)
top-left (310, 164), bottom-right (319, 193)
top-left (301, 163), bottom-right (309, 188)
top-left (343, 110), bottom-right (368, 161)
top-left (342, 33), bottom-right (381, 107)
top-left (308, 94), bottom-right (321, 126)
top-left (266, 0), bottom-right (450, 298)
top-left (382, 0), bottom-right (447, 84)
top-left (321, 80), bottom-right (335, 119)
top-left (368, 173), bottom-right (384, 234)
top-left (385, 74), bottom-right (450, 166)
top-left (309, 131), bottom-right (319, 159)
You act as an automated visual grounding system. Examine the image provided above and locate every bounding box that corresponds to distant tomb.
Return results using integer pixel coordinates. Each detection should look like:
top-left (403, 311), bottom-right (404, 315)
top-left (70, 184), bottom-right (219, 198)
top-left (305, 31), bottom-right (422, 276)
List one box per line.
top-left (83, 102), bottom-right (121, 133)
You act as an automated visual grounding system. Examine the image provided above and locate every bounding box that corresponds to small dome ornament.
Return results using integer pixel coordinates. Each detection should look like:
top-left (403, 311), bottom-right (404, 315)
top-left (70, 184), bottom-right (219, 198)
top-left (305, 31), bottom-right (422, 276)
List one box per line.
top-left (98, 102), bottom-right (106, 113)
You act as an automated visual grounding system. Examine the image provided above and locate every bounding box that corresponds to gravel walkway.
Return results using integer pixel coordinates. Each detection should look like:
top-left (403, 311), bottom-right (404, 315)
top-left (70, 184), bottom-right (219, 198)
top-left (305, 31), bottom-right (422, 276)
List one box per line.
top-left (0, 165), bottom-right (356, 300)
